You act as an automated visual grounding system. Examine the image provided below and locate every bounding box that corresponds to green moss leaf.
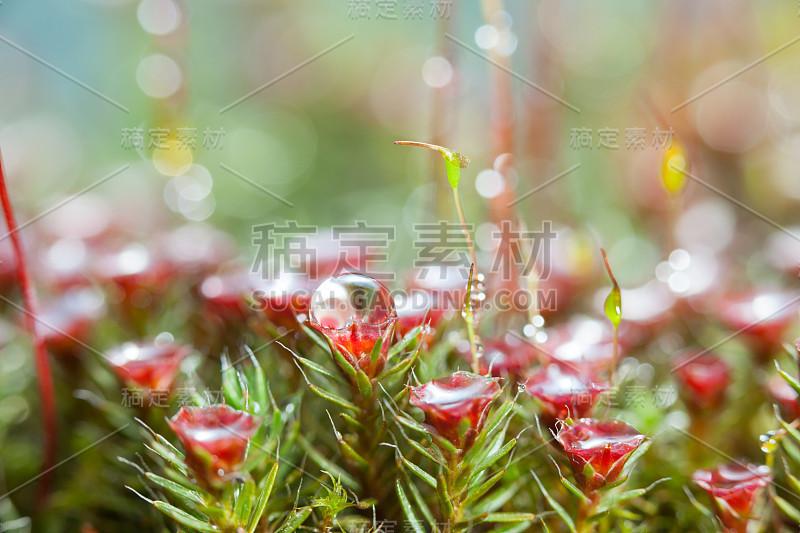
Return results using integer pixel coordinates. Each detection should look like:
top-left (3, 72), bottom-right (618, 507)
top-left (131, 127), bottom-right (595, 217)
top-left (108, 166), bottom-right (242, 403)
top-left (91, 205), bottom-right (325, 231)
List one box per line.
top-left (153, 501), bottom-right (216, 533)
top-left (601, 248), bottom-right (622, 327)
top-left (396, 481), bottom-right (427, 533)
top-left (275, 506), bottom-right (312, 533)
top-left (394, 140), bottom-right (470, 189)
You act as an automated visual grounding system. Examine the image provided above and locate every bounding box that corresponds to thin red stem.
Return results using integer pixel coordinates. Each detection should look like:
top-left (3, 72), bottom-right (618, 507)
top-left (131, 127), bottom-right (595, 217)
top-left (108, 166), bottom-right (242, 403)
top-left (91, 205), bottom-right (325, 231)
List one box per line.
top-left (0, 149), bottom-right (57, 504)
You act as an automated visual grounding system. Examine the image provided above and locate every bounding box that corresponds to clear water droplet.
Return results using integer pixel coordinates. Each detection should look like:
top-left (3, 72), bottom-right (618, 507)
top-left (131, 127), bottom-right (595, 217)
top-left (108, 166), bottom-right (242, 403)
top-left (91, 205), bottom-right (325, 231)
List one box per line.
top-left (474, 341), bottom-right (484, 359)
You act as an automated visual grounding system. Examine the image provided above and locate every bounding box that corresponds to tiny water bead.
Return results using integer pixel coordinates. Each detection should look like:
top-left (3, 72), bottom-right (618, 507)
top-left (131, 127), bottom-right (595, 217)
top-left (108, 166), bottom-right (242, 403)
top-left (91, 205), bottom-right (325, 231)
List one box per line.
top-left (309, 273), bottom-right (398, 377)
top-left (310, 273), bottom-right (396, 328)
top-left (759, 432), bottom-right (779, 454)
top-left (463, 271), bottom-right (487, 325)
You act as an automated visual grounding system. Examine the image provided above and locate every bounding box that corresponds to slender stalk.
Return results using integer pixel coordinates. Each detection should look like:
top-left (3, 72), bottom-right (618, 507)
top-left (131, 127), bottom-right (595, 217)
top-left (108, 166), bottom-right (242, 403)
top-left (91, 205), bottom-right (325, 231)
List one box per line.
top-left (463, 265), bottom-right (481, 374)
top-left (453, 190), bottom-right (483, 373)
top-left (0, 149), bottom-right (57, 503)
top-left (395, 140), bottom-right (484, 368)
top-left (452, 188), bottom-right (478, 270)
top-left (609, 325), bottom-right (619, 385)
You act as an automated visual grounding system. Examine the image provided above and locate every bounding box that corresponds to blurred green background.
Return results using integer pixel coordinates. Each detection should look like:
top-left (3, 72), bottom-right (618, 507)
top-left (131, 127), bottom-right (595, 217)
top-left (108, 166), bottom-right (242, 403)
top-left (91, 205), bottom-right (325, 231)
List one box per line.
top-left (0, 0), bottom-right (794, 282)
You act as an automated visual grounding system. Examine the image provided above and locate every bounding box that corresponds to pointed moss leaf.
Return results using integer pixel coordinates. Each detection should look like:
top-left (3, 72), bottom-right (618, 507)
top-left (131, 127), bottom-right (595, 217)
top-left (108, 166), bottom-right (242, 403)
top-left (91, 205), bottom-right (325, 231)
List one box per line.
top-left (683, 497), bottom-right (718, 529)
top-left (370, 337), bottom-right (383, 368)
top-left (244, 346), bottom-right (269, 414)
top-left (783, 438), bottom-right (800, 466)
top-left (396, 413), bottom-right (431, 436)
top-left (465, 469), bottom-right (506, 506)
top-left (475, 480), bottom-right (522, 515)
top-left (248, 459), bottom-right (280, 533)
top-left (145, 473), bottom-right (204, 506)
top-left (389, 325), bottom-right (422, 359)
top-left (436, 473), bottom-right (454, 521)
top-left (474, 439), bottom-right (516, 474)
top-left (776, 362), bottom-right (800, 397)
top-left (779, 418), bottom-right (800, 446)
top-left (494, 522), bottom-right (538, 533)
top-left (406, 438), bottom-right (441, 466)
top-left (298, 436), bottom-right (359, 489)
top-left (583, 460), bottom-right (596, 481)
top-left (153, 501), bottom-right (216, 533)
top-left (775, 494), bottom-right (800, 523)
top-left (221, 354), bottom-right (246, 409)
top-left (308, 384), bottom-right (357, 411)
top-left (483, 400), bottom-right (515, 436)
top-left (331, 346), bottom-right (357, 381)
top-left (594, 478), bottom-right (669, 515)
top-left (620, 439), bottom-right (652, 479)
top-left (400, 470), bottom-right (437, 527)
top-left (294, 354), bottom-right (346, 385)
top-left (786, 469), bottom-right (800, 495)
top-left (299, 322), bottom-right (331, 352)
top-left (593, 489), bottom-right (645, 516)
top-left (154, 432), bottom-right (184, 461)
top-left (379, 358), bottom-right (413, 383)
top-left (275, 506), bottom-right (313, 533)
top-left (339, 438), bottom-right (370, 470)
top-left (339, 412), bottom-right (366, 432)
top-left (402, 457), bottom-right (436, 488)
top-left (532, 471), bottom-right (576, 533)
top-left (147, 442), bottom-right (187, 475)
top-left (396, 481), bottom-right (427, 533)
top-left (483, 512), bottom-right (537, 523)
top-left (234, 479), bottom-right (256, 524)
top-left (559, 475), bottom-right (591, 504)
top-left (355, 369), bottom-right (373, 399)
